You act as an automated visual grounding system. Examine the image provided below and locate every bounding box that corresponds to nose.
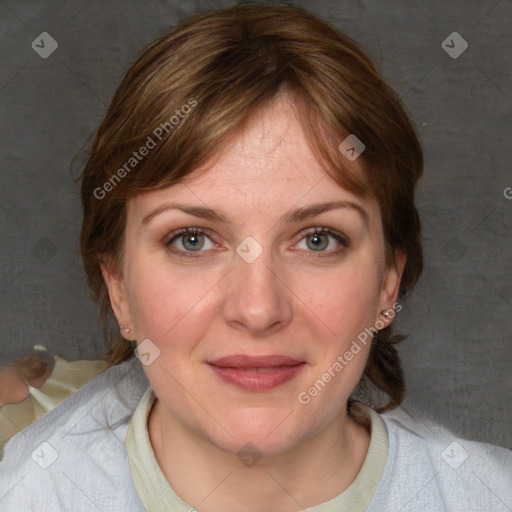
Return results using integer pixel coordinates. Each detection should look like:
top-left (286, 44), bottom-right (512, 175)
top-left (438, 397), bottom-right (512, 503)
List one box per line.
top-left (222, 245), bottom-right (293, 336)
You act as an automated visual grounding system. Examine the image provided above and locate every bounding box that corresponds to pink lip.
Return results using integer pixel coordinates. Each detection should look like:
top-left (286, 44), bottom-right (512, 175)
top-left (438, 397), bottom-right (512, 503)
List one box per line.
top-left (207, 354), bottom-right (306, 391)
top-left (209, 354), bottom-right (304, 368)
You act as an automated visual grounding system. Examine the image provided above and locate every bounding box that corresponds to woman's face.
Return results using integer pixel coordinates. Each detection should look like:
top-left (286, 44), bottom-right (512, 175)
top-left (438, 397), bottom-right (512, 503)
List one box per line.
top-left (103, 96), bottom-right (404, 456)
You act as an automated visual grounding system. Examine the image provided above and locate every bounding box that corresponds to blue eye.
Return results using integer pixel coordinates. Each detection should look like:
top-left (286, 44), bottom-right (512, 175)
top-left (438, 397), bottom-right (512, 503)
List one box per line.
top-left (164, 226), bottom-right (348, 259)
top-left (295, 228), bottom-right (349, 255)
top-left (165, 228), bottom-right (216, 257)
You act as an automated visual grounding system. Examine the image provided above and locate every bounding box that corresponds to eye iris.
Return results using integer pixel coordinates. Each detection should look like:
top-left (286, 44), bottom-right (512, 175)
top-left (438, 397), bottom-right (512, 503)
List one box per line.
top-left (307, 233), bottom-right (328, 251)
top-left (183, 232), bottom-right (204, 251)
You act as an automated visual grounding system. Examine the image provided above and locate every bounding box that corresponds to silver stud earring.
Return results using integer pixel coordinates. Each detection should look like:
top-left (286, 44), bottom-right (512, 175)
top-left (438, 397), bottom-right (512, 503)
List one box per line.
top-left (119, 325), bottom-right (131, 335)
top-left (381, 310), bottom-right (390, 318)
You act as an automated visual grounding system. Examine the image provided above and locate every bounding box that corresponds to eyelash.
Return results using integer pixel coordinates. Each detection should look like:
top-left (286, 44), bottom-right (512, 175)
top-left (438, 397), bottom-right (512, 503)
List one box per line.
top-left (163, 227), bottom-right (349, 259)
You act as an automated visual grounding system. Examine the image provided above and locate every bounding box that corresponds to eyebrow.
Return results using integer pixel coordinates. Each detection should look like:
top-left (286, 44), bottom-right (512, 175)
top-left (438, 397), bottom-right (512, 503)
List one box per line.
top-left (142, 200), bottom-right (369, 227)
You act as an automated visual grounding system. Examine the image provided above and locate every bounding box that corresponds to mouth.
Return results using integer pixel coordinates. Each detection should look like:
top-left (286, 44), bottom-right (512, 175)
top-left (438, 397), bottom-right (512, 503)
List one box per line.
top-left (207, 354), bottom-right (306, 391)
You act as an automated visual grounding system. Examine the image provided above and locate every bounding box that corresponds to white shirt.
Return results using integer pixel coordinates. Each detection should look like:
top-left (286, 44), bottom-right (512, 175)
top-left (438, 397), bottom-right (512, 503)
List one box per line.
top-left (0, 358), bottom-right (511, 511)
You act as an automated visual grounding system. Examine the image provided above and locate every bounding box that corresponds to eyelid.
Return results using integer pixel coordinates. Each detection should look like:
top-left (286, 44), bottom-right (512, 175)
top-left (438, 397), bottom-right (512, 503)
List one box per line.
top-left (291, 226), bottom-right (349, 256)
top-left (295, 226), bottom-right (349, 245)
top-left (164, 227), bottom-right (221, 257)
top-left (163, 227), bottom-right (215, 246)
top-left (164, 225), bottom-right (349, 259)
top-left (163, 228), bottom-right (218, 258)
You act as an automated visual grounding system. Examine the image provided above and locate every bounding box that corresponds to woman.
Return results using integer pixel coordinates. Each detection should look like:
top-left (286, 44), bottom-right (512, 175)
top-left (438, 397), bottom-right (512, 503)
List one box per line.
top-left (0, 4), bottom-right (510, 511)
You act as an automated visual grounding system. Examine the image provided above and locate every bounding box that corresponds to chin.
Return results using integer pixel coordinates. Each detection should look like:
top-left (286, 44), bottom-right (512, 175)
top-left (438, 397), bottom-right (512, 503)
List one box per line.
top-left (203, 411), bottom-right (306, 458)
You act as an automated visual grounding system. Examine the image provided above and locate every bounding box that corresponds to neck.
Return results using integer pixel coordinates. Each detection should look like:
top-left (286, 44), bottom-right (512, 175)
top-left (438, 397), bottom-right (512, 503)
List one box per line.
top-left (148, 399), bottom-right (371, 512)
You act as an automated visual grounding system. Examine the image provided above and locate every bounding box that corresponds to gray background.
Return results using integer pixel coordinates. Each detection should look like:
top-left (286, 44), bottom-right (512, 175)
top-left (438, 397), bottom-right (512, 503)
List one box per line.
top-left (0, 0), bottom-right (510, 448)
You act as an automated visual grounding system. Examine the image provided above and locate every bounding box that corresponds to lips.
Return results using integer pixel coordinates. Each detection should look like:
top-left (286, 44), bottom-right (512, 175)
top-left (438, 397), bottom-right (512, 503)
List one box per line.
top-left (208, 354), bottom-right (304, 369)
top-left (207, 354), bottom-right (306, 391)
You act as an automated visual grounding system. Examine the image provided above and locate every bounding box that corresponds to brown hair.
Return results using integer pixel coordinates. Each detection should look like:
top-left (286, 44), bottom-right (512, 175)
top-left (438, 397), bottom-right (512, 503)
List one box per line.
top-left (80, 3), bottom-right (423, 411)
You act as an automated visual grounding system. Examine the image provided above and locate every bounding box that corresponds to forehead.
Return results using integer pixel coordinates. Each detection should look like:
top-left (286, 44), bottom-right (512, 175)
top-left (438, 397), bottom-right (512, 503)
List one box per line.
top-left (128, 96), bottom-right (379, 222)
top-left (184, 96), bottom-right (325, 187)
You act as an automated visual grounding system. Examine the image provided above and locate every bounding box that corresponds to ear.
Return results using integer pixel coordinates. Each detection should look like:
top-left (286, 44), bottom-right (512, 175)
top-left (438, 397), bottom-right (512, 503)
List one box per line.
top-left (376, 248), bottom-right (407, 325)
top-left (100, 256), bottom-right (135, 341)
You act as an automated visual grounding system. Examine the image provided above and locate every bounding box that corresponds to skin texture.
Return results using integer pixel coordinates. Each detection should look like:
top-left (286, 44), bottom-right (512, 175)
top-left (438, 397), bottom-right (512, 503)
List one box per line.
top-left (0, 367), bottom-right (30, 406)
top-left (102, 95), bottom-right (406, 511)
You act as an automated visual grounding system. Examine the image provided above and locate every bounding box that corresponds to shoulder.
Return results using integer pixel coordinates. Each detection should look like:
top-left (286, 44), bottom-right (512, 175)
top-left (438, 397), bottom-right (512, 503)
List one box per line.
top-left (0, 358), bottom-right (149, 510)
top-left (368, 405), bottom-right (512, 511)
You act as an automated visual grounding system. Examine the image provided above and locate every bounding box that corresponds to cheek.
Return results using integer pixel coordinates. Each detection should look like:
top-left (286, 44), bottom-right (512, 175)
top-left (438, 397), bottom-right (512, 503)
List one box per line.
top-left (125, 256), bottom-right (220, 346)
top-left (293, 258), bottom-right (382, 342)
